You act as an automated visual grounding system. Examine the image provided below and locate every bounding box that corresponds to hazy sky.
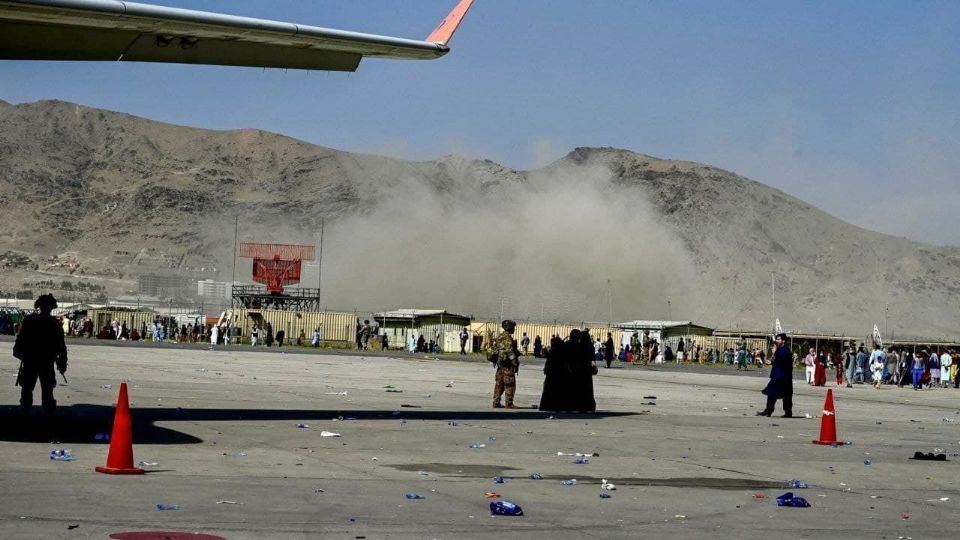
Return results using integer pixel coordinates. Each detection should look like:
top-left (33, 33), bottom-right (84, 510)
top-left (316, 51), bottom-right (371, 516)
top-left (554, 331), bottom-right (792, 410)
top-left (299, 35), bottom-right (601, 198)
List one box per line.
top-left (2, 0), bottom-right (958, 245)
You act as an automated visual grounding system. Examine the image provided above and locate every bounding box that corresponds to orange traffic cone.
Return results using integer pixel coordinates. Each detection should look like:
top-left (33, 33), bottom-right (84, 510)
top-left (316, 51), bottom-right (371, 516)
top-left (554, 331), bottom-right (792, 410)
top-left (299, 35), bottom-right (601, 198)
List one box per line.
top-left (812, 388), bottom-right (844, 446)
top-left (95, 382), bottom-right (145, 474)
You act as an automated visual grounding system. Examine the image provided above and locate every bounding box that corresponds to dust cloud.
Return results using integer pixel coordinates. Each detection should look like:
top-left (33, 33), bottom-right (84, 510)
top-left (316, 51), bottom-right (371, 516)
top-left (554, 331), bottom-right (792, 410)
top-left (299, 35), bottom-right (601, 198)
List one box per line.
top-left (297, 158), bottom-right (698, 322)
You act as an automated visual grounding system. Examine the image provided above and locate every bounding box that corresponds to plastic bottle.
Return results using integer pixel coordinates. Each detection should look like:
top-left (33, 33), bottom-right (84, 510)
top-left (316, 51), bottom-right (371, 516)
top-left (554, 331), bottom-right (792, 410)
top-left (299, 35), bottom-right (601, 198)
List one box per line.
top-left (490, 501), bottom-right (523, 516)
top-left (404, 493), bottom-right (425, 500)
top-left (787, 479), bottom-right (808, 489)
top-left (50, 449), bottom-right (75, 461)
top-left (528, 473), bottom-right (543, 480)
top-left (493, 476), bottom-right (504, 484)
top-left (156, 504), bottom-right (179, 511)
top-left (560, 479), bottom-right (577, 486)
top-left (469, 443), bottom-right (486, 449)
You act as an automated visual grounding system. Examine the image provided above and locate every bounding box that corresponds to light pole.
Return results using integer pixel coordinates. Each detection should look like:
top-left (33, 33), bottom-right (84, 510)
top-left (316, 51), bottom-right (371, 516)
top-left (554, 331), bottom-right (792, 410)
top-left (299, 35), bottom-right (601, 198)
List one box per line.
top-left (771, 272), bottom-right (775, 332)
top-left (816, 317), bottom-right (822, 355)
top-left (884, 303), bottom-right (889, 339)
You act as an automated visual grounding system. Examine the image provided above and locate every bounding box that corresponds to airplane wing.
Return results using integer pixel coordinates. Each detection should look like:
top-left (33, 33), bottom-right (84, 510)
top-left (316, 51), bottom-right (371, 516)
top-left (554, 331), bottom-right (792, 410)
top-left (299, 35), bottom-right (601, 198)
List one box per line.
top-left (0, 0), bottom-right (474, 71)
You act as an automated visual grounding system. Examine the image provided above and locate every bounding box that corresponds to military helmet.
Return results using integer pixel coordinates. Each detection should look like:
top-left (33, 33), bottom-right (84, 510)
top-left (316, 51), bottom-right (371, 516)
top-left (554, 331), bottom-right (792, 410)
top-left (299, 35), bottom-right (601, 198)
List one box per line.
top-left (35, 294), bottom-right (58, 311)
top-left (501, 319), bottom-right (516, 333)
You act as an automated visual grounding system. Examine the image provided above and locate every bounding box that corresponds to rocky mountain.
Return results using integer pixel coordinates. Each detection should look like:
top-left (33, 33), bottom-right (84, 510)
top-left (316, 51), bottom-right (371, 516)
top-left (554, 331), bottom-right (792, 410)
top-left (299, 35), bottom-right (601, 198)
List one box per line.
top-left (1, 99), bottom-right (957, 338)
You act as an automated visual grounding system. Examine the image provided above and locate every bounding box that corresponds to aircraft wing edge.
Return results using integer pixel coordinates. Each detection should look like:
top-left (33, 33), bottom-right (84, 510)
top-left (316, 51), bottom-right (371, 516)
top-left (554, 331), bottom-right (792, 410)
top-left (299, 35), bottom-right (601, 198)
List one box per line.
top-left (0, 0), bottom-right (452, 61)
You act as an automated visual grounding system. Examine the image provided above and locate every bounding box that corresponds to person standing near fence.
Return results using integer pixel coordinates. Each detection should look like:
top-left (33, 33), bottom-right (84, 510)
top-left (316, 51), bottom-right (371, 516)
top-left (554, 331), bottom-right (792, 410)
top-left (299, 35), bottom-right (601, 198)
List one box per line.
top-left (844, 345), bottom-right (857, 388)
top-left (941, 350), bottom-right (953, 387)
top-left (803, 348), bottom-right (816, 384)
top-left (604, 333), bottom-right (615, 368)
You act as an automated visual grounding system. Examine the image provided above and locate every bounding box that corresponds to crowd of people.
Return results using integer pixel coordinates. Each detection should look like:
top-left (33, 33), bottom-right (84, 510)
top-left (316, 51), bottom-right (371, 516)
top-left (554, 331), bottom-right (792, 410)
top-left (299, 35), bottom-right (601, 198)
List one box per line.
top-left (0, 308), bottom-right (28, 335)
top-left (800, 344), bottom-right (959, 390)
top-left (61, 316), bottom-right (225, 344)
top-left (13, 301), bottom-right (960, 393)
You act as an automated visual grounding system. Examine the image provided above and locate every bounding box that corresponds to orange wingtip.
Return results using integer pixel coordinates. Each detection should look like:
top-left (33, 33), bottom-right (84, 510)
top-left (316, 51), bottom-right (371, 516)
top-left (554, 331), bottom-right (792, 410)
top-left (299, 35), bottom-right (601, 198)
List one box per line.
top-left (426, 0), bottom-right (475, 45)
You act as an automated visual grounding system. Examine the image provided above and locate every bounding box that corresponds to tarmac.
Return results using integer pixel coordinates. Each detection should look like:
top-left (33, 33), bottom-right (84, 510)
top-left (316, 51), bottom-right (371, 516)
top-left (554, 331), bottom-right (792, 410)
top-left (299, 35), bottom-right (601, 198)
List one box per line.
top-left (1, 340), bottom-right (958, 539)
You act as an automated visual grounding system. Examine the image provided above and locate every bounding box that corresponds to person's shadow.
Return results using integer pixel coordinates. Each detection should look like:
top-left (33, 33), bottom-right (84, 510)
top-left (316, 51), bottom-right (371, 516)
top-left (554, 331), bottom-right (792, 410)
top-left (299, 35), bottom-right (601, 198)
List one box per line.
top-left (0, 405), bottom-right (638, 444)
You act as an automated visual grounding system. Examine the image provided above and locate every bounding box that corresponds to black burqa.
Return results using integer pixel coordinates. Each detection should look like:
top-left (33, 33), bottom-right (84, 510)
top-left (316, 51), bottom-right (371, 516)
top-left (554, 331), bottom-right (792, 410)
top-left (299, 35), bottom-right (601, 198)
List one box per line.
top-left (539, 331), bottom-right (576, 411)
top-left (572, 331), bottom-right (597, 412)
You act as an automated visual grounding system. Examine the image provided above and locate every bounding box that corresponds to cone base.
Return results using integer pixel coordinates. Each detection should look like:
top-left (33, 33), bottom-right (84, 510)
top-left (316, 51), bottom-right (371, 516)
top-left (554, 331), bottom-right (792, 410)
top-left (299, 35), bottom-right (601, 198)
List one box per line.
top-left (96, 465), bottom-right (145, 475)
top-left (812, 440), bottom-right (844, 446)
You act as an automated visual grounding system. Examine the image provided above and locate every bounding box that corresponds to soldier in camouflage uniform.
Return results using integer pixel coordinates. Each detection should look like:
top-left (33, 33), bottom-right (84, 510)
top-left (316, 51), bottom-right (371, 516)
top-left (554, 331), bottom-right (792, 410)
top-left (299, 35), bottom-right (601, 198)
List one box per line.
top-left (359, 320), bottom-right (372, 350)
top-left (14, 294), bottom-right (68, 416)
top-left (491, 319), bottom-right (520, 408)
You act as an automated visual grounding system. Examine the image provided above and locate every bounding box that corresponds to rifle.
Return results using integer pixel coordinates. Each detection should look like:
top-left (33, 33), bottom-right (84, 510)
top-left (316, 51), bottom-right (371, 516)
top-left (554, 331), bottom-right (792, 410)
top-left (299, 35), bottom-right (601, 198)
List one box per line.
top-left (15, 360), bottom-right (22, 387)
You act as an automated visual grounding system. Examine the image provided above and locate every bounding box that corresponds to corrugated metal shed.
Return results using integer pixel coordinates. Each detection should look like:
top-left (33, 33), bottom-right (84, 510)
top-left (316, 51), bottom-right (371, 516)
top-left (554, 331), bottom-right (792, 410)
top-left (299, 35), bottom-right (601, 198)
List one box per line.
top-left (374, 309), bottom-right (471, 351)
top-left (223, 308), bottom-right (356, 343)
top-left (87, 309), bottom-right (158, 335)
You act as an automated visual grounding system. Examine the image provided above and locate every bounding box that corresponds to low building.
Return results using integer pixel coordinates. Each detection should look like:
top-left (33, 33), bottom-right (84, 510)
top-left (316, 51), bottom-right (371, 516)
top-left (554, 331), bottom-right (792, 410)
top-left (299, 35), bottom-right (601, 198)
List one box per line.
top-left (616, 320), bottom-right (715, 357)
top-left (374, 309), bottom-right (472, 352)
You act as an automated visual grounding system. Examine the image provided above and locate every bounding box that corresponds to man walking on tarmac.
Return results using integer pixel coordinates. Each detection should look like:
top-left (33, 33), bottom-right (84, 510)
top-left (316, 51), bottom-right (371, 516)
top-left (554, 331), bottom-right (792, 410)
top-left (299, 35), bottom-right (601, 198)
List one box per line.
top-left (13, 294), bottom-right (68, 416)
top-left (757, 333), bottom-right (793, 418)
top-left (491, 320), bottom-right (520, 409)
top-left (459, 327), bottom-right (469, 355)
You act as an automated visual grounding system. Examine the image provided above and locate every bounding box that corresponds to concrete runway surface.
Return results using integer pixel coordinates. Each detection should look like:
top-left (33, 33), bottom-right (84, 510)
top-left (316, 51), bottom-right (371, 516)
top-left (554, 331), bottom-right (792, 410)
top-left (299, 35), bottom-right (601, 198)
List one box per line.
top-left (1, 342), bottom-right (957, 539)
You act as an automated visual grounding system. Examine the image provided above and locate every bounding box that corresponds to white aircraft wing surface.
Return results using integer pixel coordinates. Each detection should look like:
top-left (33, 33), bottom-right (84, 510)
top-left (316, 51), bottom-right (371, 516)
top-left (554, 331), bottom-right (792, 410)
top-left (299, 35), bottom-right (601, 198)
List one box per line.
top-left (0, 0), bottom-right (474, 71)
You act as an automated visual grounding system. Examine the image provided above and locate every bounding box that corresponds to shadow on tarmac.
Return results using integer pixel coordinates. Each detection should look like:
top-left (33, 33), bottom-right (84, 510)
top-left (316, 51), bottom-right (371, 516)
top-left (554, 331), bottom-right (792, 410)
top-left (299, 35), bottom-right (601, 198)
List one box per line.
top-left (0, 405), bottom-right (639, 444)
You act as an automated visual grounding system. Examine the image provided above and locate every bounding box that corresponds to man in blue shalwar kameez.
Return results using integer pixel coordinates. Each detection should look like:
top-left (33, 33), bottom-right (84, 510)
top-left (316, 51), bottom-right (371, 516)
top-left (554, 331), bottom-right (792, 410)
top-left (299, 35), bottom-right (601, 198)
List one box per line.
top-left (757, 333), bottom-right (793, 418)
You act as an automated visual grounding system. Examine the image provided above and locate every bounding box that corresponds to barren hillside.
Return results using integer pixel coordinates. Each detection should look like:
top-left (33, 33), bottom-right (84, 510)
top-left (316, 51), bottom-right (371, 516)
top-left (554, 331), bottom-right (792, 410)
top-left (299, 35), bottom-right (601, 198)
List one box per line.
top-left (1, 99), bottom-right (956, 338)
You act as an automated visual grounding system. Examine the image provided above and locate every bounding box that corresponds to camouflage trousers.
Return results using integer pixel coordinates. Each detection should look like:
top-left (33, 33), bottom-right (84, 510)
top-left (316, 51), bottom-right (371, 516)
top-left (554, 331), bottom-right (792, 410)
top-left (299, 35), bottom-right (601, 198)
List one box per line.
top-left (19, 361), bottom-right (57, 415)
top-left (492, 367), bottom-right (516, 407)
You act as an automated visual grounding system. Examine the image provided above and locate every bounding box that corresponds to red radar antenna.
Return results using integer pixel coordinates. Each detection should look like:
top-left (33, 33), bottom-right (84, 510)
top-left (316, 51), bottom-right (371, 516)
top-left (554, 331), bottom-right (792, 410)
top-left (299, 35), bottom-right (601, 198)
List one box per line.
top-left (239, 242), bottom-right (316, 295)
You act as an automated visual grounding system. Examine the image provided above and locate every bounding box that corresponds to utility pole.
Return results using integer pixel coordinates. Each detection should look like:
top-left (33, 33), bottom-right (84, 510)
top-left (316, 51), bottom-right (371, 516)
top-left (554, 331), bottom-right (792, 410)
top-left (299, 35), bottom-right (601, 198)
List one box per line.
top-left (771, 272), bottom-right (775, 334)
top-left (884, 302), bottom-right (889, 339)
top-left (607, 279), bottom-right (613, 331)
top-left (317, 217), bottom-right (324, 308)
top-left (231, 215), bottom-right (238, 285)
top-left (816, 317), bottom-right (821, 354)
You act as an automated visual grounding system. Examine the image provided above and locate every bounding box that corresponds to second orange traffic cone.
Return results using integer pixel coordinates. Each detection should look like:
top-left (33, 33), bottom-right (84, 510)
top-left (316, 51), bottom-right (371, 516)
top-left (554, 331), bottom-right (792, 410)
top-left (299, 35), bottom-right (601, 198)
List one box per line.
top-left (95, 382), bottom-right (145, 475)
top-left (812, 388), bottom-right (844, 446)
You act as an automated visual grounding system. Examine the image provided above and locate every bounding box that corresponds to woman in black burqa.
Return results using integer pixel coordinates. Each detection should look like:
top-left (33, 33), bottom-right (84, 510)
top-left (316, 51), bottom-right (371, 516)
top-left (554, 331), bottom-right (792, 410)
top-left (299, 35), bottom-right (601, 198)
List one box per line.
top-left (572, 330), bottom-right (597, 412)
top-left (539, 330), bottom-right (574, 411)
top-left (539, 329), bottom-right (596, 413)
